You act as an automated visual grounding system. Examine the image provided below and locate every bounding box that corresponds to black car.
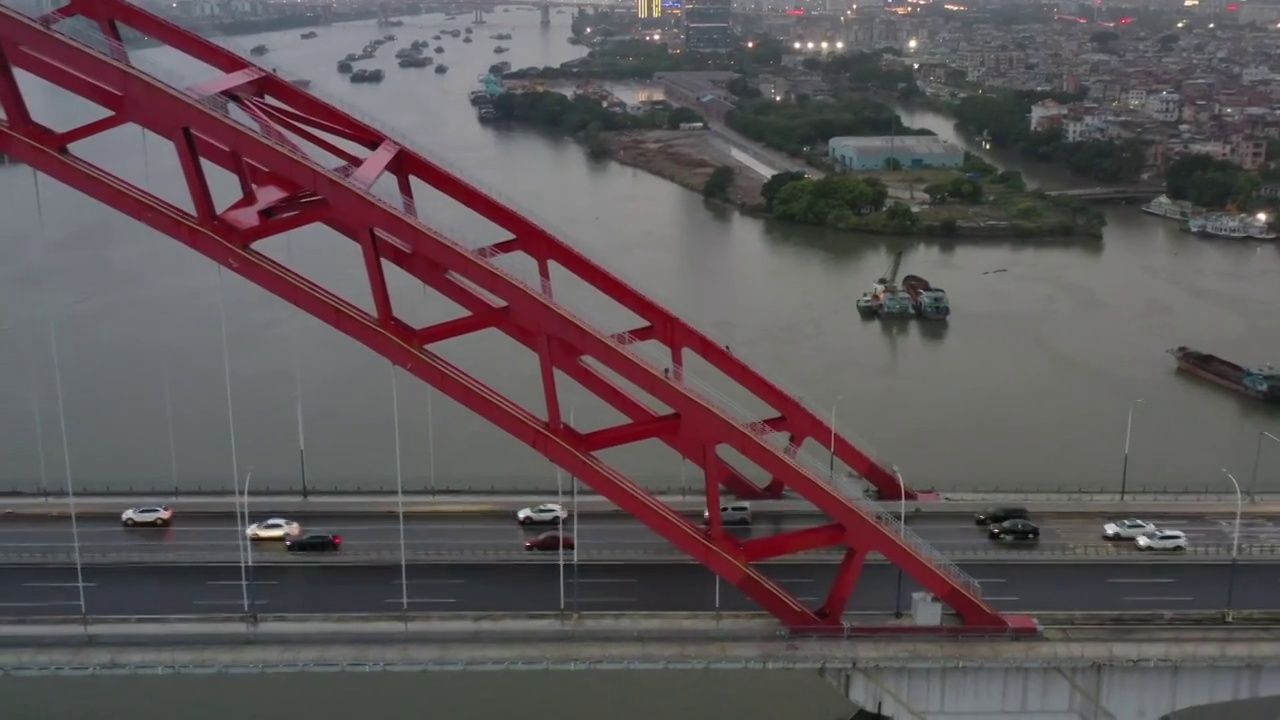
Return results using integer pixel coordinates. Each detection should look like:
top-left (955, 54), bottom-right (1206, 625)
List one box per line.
top-left (988, 519), bottom-right (1040, 541)
top-left (285, 533), bottom-right (342, 552)
top-left (974, 506), bottom-right (1030, 525)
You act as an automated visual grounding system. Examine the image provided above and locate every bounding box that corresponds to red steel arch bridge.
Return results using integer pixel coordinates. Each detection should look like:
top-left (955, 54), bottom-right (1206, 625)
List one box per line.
top-left (0, 0), bottom-right (1035, 635)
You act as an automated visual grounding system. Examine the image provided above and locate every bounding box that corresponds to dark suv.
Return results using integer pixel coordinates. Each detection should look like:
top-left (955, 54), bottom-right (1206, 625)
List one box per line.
top-left (974, 507), bottom-right (1030, 526)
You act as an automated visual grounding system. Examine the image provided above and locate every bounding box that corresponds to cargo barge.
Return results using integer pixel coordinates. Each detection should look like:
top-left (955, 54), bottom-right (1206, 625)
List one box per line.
top-left (1167, 346), bottom-right (1280, 402)
top-left (901, 274), bottom-right (950, 320)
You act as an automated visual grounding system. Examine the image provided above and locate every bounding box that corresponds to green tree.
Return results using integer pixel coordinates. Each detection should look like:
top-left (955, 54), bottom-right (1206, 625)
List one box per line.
top-left (884, 201), bottom-right (918, 227)
top-left (922, 182), bottom-right (950, 204)
top-left (883, 157), bottom-right (903, 171)
top-left (704, 166), bottom-right (736, 200)
top-left (761, 170), bottom-right (808, 211)
top-left (666, 107), bottom-right (705, 128)
top-left (1164, 153), bottom-right (1253, 208)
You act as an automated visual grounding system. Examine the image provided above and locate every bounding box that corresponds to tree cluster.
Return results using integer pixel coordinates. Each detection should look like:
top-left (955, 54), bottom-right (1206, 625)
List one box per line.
top-left (766, 174), bottom-right (890, 227)
top-left (726, 96), bottom-right (929, 157)
top-left (490, 91), bottom-right (703, 136)
top-left (1020, 129), bottom-right (1147, 183)
top-left (1164, 154), bottom-right (1259, 209)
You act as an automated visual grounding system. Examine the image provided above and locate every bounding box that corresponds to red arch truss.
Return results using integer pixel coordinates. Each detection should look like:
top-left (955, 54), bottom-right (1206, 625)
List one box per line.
top-left (0, 0), bottom-right (1034, 633)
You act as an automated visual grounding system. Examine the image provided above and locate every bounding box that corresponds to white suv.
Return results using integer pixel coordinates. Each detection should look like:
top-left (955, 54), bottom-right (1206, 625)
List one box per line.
top-left (1135, 530), bottom-right (1188, 552)
top-left (516, 503), bottom-right (568, 525)
top-left (121, 506), bottom-right (173, 527)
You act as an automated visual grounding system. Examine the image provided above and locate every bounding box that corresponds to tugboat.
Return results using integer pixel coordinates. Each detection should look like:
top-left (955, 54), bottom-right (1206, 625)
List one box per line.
top-left (434, 64), bottom-right (449, 75)
top-left (434, 45), bottom-right (445, 54)
top-left (300, 31), bottom-right (318, 40)
top-left (493, 45), bottom-right (509, 54)
top-left (1167, 346), bottom-right (1280, 402)
top-left (855, 251), bottom-right (913, 319)
top-left (337, 60), bottom-right (353, 73)
top-left (901, 274), bottom-right (950, 320)
top-left (463, 35), bottom-right (473, 43)
top-left (250, 44), bottom-right (269, 56)
top-left (399, 55), bottom-right (432, 68)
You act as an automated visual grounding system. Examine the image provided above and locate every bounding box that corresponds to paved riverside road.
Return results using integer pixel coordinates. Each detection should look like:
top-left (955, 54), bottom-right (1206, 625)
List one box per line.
top-left (3, 511), bottom-right (1276, 562)
top-left (0, 562), bottom-right (1266, 617)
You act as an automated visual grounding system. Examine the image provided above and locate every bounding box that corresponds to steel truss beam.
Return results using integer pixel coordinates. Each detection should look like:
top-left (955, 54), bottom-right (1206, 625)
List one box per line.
top-left (0, 0), bottom-right (1035, 635)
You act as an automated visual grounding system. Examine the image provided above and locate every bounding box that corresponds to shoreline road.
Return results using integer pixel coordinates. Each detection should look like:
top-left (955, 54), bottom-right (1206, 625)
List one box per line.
top-left (1, 513), bottom-right (1277, 563)
top-left (0, 562), bottom-right (1263, 618)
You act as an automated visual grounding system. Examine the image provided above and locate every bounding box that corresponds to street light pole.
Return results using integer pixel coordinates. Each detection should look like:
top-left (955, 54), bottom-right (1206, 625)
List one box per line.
top-left (892, 466), bottom-right (905, 618)
top-left (1247, 431), bottom-right (1280, 501)
top-left (1221, 468), bottom-right (1242, 622)
top-left (828, 397), bottom-right (842, 483)
top-left (241, 468), bottom-right (256, 611)
top-left (1120, 399), bottom-right (1143, 500)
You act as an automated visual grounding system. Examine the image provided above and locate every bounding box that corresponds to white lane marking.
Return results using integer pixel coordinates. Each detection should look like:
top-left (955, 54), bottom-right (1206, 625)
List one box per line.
top-left (205, 581), bottom-right (279, 586)
top-left (391, 579), bottom-right (465, 585)
top-left (1123, 596), bottom-right (1194, 602)
top-left (0, 601), bottom-right (84, 607)
top-left (983, 597), bottom-right (1021, 601)
top-left (797, 596), bottom-right (820, 602)
top-left (384, 598), bottom-right (456, 604)
top-left (191, 600), bottom-right (269, 605)
top-left (573, 597), bottom-right (637, 603)
top-left (1108, 578), bottom-right (1175, 583)
top-left (567, 578), bottom-right (636, 583)
top-left (22, 582), bottom-right (96, 587)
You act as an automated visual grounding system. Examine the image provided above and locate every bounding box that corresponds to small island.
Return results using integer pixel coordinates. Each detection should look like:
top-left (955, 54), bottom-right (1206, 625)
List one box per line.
top-left (486, 43), bottom-right (1102, 238)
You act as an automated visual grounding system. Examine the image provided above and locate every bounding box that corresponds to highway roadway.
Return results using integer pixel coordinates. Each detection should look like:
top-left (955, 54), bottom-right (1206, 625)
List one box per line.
top-left (0, 562), bottom-right (1267, 617)
top-left (3, 510), bottom-right (1276, 561)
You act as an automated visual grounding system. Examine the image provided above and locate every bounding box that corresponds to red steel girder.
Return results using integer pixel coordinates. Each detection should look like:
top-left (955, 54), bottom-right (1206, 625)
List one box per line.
top-left (0, 2), bottom-right (1036, 634)
top-left (72, 0), bottom-right (912, 502)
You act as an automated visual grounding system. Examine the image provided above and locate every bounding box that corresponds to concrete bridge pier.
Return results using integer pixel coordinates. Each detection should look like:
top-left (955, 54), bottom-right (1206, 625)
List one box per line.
top-left (539, 2), bottom-right (550, 25)
top-left (473, 8), bottom-right (485, 24)
top-left (820, 664), bottom-right (1280, 719)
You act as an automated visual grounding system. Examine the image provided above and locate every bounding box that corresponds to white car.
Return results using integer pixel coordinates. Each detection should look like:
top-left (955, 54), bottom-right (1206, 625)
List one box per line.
top-left (246, 518), bottom-right (302, 540)
top-left (1102, 518), bottom-right (1157, 540)
top-left (516, 503), bottom-right (568, 525)
top-left (1135, 530), bottom-right (1188, 552)
top-left (121, 506), bottom-right (173, 527)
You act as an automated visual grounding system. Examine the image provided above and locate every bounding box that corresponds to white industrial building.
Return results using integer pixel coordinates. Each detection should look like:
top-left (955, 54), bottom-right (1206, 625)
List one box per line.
top-left (828, 135), bottom-right (964, 171)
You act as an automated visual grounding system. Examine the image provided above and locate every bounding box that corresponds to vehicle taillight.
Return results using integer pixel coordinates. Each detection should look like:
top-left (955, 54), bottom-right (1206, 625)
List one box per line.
top-left (333, 537), bottom-right (342, 544)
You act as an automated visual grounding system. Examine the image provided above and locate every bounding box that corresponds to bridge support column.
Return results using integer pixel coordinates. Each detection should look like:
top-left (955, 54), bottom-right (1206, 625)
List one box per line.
top-left (473, 8), bottom-right (485, 24)
top-left (821, 663), bottom-right (1280, 719)
top-left (540, 2), bottom-right (550, 25)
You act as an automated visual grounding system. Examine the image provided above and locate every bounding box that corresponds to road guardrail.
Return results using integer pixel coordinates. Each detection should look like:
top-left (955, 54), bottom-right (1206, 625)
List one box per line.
top-left (4, 541), bottom-right (1280, 565)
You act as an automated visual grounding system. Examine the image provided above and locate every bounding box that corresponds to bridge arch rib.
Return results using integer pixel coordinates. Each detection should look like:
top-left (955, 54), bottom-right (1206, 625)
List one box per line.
top-left (0, 0), bottom-right (1033, 634)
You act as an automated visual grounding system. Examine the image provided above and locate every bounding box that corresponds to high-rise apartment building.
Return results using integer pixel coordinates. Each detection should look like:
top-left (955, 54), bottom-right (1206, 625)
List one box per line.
top-left (683, 0), bottom-right (732, 50)
top-left (637, 0), bottom-right (662, 19)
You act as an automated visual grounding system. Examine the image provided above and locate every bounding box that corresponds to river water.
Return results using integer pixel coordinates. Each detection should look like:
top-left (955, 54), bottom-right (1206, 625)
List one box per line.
top-left (0, 9), bottom-right (1278, 498)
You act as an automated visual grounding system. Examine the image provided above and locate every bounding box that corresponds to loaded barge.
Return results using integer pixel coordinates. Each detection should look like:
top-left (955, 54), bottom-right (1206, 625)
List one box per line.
top-left (901, 274), bottom-right (950, 320)
top-left (1167, 346), bottom-right (1280, 402)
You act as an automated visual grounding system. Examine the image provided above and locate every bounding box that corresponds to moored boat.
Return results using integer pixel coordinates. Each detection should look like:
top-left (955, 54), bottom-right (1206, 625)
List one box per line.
top-left (1141, 195), bottom-right (1193, 221)
top-left (901, 274), bottom-right (950, 320)
top-left (1167, 346), bottom-right (1280, 402)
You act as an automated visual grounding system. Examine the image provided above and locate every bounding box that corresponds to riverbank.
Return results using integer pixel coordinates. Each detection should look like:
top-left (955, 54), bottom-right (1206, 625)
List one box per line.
top-left (605, 130), bottom-right (765, 208)
top-left (598, 130), bottom-right (1102, 239)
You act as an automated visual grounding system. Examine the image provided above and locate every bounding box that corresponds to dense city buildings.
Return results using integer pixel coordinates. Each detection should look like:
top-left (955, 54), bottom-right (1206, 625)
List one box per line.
top-left (683, 0), bottom-right (733, 50)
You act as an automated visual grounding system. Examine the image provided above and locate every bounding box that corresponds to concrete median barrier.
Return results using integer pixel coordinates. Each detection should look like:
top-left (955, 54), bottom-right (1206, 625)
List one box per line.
top-left (6, 493), bottom-right (1280, 520)
top-left (3, 540), bottom-right (1280, 566)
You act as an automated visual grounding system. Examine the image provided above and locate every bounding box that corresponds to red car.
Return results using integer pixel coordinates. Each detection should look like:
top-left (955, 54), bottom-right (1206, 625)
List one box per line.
top-left (525, 532), bottom-right (574, 552)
